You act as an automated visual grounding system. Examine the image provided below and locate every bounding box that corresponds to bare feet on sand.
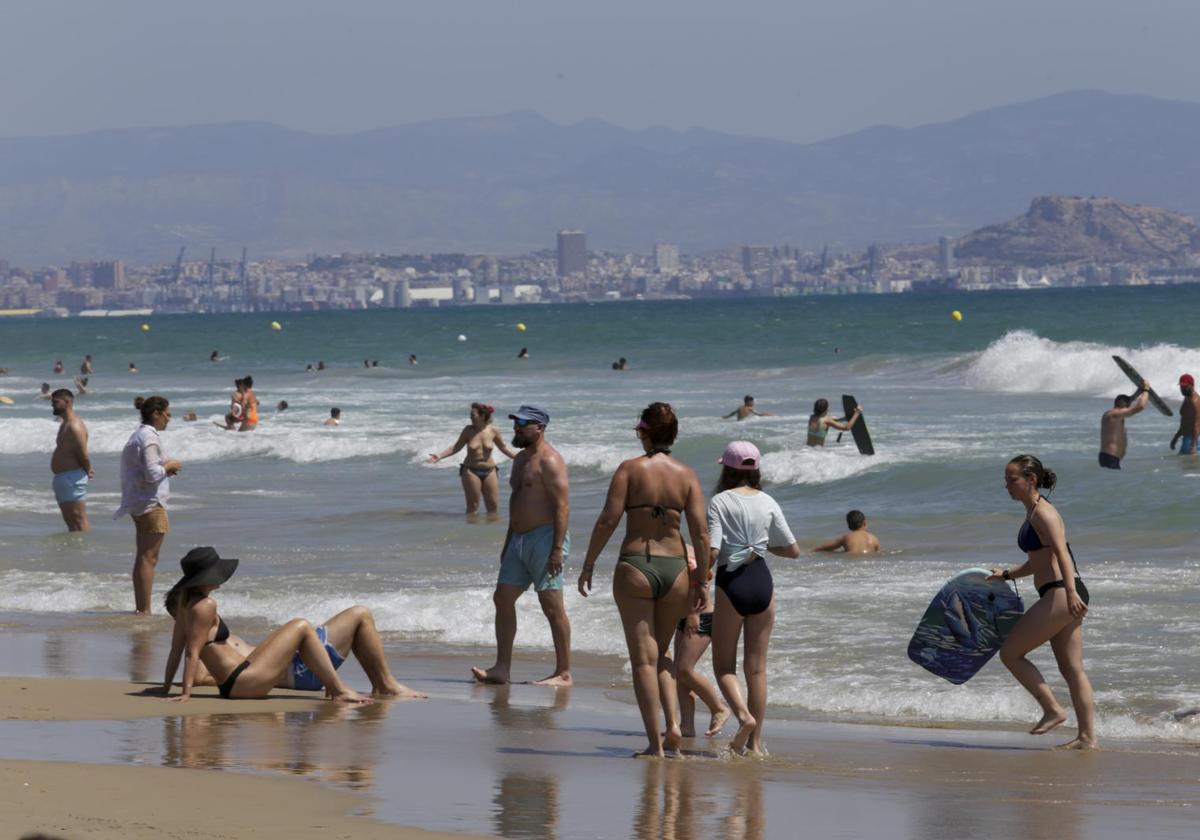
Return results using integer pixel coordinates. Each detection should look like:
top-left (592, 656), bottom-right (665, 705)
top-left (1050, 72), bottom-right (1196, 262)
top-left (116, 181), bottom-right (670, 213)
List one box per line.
top-left (471, 666), bottom-right (510, 685)
top-left (663, 725), bottom-right (682, 753)
top-left (529, 672), bottom-right (572, 687)
top-left (1030, 710), bottom-right (1068, 735)
top-left (330, 688), bottom-right (374, 705)
top-left (729, 711), bottom-right (756, 754)
top-left (375, 680), bottom-right (427, 699)
top-left (1054, 735), bottom-right (1098, 751)
top-left (706, 706), bottom-right (731, 737)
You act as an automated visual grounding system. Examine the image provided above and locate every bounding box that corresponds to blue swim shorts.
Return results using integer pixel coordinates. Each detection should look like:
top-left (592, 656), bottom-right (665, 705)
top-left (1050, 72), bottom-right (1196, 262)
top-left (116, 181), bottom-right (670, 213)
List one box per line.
top-left (498, 524), bottom-right (569, 592)
top-left (288, 626), bottom-right (345, 691)
top-left (52, 468), bottom-right (88, 503)
top-left (1181, 436), bottom-right (1195, 455)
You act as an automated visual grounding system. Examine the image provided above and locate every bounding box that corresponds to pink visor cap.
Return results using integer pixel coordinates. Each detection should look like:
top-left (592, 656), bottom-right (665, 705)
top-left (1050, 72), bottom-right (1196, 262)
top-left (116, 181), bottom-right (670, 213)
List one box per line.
top-left (717, 440), bottom-right (761, 471)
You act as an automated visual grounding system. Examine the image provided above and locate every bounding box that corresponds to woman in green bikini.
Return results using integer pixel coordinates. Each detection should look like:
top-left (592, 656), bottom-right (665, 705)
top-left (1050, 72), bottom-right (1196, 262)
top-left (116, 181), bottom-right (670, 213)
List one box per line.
top-left (577, 402), bottom-right (710, 757)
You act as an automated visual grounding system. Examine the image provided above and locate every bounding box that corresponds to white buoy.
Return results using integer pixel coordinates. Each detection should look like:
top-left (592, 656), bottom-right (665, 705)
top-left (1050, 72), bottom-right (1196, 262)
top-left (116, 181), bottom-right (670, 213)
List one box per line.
top-left (457, 334), bottom-right (467, 342)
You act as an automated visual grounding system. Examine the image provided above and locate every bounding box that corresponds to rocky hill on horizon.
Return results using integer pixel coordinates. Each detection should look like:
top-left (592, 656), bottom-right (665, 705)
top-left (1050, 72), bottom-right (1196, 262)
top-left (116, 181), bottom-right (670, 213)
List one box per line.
top-left (954, 195), bottom-right (1200, 266)
top-left (4, 90), bottom-right (1200, 264)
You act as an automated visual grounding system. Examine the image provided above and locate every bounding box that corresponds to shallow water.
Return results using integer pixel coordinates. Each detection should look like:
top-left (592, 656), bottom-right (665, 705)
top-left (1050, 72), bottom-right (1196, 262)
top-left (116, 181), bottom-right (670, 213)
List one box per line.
top-left (2, 287), bottom-right (1200, 740)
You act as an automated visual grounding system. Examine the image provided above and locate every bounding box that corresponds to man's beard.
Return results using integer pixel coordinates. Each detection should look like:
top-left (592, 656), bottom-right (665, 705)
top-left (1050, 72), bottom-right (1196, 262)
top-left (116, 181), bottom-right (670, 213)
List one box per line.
top-left (52, 406), bottom-right (65, 417)
top-left (511, 434), bottom-right (529, 449)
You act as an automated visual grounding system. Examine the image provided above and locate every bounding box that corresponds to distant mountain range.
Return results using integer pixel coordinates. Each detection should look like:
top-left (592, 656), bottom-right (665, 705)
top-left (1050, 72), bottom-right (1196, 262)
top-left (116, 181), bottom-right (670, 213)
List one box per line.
top-left (3, 90), bottom-right (1200, 264)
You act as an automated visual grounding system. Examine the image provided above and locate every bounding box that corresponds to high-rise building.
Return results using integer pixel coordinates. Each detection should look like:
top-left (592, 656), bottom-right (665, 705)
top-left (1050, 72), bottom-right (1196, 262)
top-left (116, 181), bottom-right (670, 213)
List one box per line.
top-left (653, 243), bottom-right (679, 273)
top-left (557, 230), bottom-right (587, 277)
top-left (92, 260), bottom-right (125, 289)
top-left (741, 246), bottom-right (771, 274)
top-left (938, 237), bottom-right (955, 275)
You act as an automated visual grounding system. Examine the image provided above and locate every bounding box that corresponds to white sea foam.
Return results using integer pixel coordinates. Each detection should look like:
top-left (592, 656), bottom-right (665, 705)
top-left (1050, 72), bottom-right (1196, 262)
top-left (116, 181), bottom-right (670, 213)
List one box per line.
top-left (964, 330), bottom-right (1200, 396)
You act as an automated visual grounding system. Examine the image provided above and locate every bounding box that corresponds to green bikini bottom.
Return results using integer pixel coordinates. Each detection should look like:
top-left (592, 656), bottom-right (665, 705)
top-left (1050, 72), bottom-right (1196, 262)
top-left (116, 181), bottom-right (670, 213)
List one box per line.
top-left (618, 553), bottom-right (688, 600)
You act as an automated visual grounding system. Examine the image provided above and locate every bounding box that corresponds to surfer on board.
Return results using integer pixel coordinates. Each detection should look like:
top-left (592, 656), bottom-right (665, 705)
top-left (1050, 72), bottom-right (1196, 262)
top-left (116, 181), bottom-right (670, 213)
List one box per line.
top-left (1099, 384), bottom-right (1148, 469)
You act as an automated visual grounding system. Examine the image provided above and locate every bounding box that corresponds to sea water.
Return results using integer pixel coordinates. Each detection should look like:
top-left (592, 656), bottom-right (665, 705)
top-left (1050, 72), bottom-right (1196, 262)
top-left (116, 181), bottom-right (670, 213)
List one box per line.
top-left (2, 286), bottom-right (1199, 741)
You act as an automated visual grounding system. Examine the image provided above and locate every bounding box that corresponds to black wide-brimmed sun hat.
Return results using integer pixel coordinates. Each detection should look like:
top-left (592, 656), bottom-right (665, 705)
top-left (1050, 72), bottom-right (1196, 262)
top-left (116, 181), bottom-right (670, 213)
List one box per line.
top-left (169, 546), bottom-right (239, 592)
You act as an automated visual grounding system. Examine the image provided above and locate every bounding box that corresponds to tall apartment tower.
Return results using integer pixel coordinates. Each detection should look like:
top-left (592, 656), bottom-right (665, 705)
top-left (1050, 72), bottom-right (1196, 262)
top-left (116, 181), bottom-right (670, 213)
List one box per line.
top-left (653, 242), bottom-right (679, 272)
top-left (938, 237), bottom-right (956, 275)
top-left (556, 230), bottom-right (587, 276)
top-left (92, 260), bottom-right (125, 289)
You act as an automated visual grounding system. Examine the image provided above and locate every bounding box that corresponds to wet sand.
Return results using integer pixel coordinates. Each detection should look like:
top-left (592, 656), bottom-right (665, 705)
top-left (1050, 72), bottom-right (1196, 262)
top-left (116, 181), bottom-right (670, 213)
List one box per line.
top-left (2, 620), bottom-right (1200, 839)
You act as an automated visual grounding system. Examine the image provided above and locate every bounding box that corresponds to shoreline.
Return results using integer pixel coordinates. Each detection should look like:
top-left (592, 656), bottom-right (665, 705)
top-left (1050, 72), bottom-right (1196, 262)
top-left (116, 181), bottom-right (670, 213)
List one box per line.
top-left (2, 673), bottom-right (1200, 840)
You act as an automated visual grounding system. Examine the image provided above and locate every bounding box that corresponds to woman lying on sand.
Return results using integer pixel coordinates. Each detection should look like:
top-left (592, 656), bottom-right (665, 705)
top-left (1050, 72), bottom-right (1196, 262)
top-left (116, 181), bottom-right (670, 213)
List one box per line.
top-left (150, 547), bottom-right (424, 703)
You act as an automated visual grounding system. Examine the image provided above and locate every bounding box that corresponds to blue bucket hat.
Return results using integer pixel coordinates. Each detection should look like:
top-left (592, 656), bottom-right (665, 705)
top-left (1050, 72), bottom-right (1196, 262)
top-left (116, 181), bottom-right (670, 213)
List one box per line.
top-left (508, 405), bottom-right (550, 425)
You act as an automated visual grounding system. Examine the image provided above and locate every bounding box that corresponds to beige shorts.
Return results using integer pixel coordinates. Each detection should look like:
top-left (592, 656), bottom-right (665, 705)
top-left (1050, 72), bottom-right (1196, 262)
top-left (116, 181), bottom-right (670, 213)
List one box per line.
top-left (132, 504), bottom-right (169, 535)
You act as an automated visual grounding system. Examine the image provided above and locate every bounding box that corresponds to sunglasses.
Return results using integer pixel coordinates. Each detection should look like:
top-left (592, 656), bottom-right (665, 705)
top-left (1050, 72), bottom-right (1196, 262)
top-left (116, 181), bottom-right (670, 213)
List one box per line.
top-left (513, 418), bottom-right (538, 427)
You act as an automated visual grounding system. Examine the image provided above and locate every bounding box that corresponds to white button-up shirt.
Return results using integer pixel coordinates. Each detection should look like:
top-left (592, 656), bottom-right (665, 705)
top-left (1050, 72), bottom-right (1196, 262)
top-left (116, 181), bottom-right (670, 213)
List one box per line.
top-left (115, 424), bottom-right (170, 518)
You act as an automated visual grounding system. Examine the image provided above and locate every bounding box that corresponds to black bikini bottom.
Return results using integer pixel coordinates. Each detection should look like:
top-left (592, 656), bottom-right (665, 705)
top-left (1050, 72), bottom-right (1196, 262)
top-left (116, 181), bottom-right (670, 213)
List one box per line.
top-left (218, 660), bottom-right (251, 698)
top-left (1037, 578), bottom-right (1090, 606)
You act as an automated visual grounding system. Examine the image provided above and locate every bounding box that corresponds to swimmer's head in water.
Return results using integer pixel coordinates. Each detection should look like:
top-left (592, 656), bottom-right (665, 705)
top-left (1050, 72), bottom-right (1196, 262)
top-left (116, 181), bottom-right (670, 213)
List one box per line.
top-left (846, 510), bottom-right (866, 530)
top-left (277, 400), bottom-right (289, 412)
top-left (471, 402), bottom-right (495, 423)
top-left (1007, 453), bottom-right (1057, 493)
top-left (812, 398), bottom-right (829, 417)
top-left (743, 395), bottom-right (754, 405)
top-left (330, 407), bottom-right (341, 418)
top-left (637, 402), bottom-right (677, 448)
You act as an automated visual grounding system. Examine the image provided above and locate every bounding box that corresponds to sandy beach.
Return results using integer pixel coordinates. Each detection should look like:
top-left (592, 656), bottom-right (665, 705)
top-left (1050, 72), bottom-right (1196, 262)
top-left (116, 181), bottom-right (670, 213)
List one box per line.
top-left (2, 631), bottom-right (1199, 840)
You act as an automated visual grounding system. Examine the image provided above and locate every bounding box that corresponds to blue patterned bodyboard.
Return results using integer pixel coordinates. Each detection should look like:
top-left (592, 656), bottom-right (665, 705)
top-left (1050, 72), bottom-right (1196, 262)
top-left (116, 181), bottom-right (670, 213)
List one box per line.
top-left (907, 568), bottom-right (1024, 685)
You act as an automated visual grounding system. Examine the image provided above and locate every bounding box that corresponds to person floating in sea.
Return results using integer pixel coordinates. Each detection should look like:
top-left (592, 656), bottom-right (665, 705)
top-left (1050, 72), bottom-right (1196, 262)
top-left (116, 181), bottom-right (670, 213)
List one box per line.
top-left (806, 398), bottom-right (861, 447)
top-left (275, 400), bottom-right (289, 414)
top-left (73, 376), bottom-right (89, 396)
top-left (50, 388), bottom-right (93, 532)
top-left (363, 359), bottom-right (371, 368)
top-left (117, 396), bottom-right (182, 615)
top-left (305, 363), bottom-right (314, 373)
top-left (988, 454), bottom-right (1094, 750)
top-left (53, 359), bottom-right (64, 374)
top-left (408, 354), bottom-right (418, 366)
top-left (128, 361), bottom-right (138, 374)
top-left (428, 403), bottom-right (517, 519)
top-left (323, 407), bottom-right (341, 426)
top-left (1170, 373), bottom-right (1199, 456)
top-left (517, 347), bottom-right (529, 360)
top-left (80, 355), bottom-right (93, 375)
top-left (151, 547), bottom-right (422, 703)
top-left (707, 441), bottom-right (800, 754)
top-left (611, 357), bottom-right (628, 371)
top-left (317, 361), bottom-right (326, 371)
top-left (578, 402), bottom-right (710, 757)
top-left (209, 350), bottom-right (223, 363)
top-left (723, 395), bottom-right (773, 421)
top-left (182, 410), bottom-right (198, 422)
top-left (472, 405), bottom-right (572, 686)
top-left (238, 375), bottom-right (259, 432)
top-left (38, 382), bottom-right (52, 400)
top-left (814, 510), bottom-right (881, 553)
top-left (1098, 383), bottom-right (1148, 469)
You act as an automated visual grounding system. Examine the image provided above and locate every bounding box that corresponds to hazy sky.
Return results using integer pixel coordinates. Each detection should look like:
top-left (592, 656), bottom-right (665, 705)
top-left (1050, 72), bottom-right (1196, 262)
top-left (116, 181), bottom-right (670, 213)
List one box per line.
top-left (4, 0), bottom-right (1198, 141)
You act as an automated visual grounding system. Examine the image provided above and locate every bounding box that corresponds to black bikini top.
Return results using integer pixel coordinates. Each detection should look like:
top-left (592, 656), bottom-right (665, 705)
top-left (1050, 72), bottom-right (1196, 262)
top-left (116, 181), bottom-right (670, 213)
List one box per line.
top-left (206, 617), bottom-right (230, 645)
top-left (1018, 498), bottom-right (1078, 569)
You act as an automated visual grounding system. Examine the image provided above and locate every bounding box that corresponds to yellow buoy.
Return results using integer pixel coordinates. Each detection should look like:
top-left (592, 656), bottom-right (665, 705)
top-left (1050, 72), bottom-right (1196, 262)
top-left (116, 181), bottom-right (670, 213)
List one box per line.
top-left (270, 321), bottom-right (282, 331)
top-left (141, 323), bottom-right (150, 332)
top-left (951, 310), bottom-right (963, 321)
top-left (516, 322), bottom-right (527, 332)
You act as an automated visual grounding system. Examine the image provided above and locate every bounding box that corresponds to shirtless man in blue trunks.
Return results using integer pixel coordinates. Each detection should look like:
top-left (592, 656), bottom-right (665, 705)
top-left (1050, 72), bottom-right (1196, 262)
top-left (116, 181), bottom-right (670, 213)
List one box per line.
top-left (472, 405), bottom-right (572, 686)
top-left (50, 388), bottom-right (93, 531)
top-left (1170, 374), bottom-right (1199, 456)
